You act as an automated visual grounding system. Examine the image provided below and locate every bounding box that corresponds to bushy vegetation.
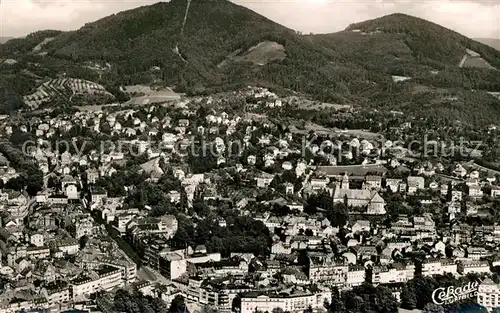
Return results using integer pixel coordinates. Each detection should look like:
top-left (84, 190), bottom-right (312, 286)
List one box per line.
top-left (172, 213), bottom-right (272, 257)
top-left (0, 141), bottom-right (43, 195)
top-left (113, 289), bottom-right (168, 313)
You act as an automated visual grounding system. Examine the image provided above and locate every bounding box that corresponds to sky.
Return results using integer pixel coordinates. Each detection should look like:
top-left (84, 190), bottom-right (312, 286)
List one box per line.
top-left (0, 0), bottom-right (499, 39)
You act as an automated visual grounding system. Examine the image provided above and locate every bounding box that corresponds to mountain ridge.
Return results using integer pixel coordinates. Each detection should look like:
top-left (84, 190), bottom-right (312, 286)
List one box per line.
top-left (1, 1), bottom-right (500, 125)
top-left (474, 38), bottom-right (500, 51)
top-left (0, 37), bottom-right (14, 44)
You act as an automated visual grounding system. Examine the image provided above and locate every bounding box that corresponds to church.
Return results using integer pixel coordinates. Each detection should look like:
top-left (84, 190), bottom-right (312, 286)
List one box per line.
top-left (332, 174), bottom-right (386, 215)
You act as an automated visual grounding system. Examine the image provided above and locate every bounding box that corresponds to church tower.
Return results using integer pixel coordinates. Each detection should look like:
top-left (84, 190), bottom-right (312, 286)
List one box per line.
top-left (341, 173), bottom-right (349, 190)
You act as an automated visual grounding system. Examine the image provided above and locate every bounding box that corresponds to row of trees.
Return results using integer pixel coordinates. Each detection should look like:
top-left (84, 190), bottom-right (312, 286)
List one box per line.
top-left (0, 141), bottom-right (43, 196)
top-left (172, 214), bottom-right (272, 257)
top-left (113, 289), bottom-right (168, 313)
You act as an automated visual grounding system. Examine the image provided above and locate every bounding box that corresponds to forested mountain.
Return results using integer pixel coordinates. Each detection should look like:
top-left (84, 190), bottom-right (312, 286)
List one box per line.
top-left (1, 2), bottom-right (500, 125)
top-left (308, 13), bottom-right (500, 86)
top-left (307, 13), bottom-right (500, 125)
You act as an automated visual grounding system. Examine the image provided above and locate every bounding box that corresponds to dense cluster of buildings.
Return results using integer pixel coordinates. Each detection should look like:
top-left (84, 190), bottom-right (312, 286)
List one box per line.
top-left (1, 86), bottom-right (500, 312)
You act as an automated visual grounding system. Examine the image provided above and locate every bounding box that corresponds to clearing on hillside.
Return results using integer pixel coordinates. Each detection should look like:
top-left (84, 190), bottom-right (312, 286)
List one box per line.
top-left (23, 78), bottom-right (114, 109)
top-left (123, 85), bottom-right (182, 105)
top-left (459, 49), bottom-right (497, 70)
top-left (218, 41), bottom-right (286, 68)
top-left (32, 37), bottom-right (55, 52)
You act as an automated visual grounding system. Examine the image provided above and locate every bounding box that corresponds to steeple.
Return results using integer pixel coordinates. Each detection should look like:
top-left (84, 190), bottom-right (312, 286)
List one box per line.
top-left (341, 173), bottom-right (349, 189)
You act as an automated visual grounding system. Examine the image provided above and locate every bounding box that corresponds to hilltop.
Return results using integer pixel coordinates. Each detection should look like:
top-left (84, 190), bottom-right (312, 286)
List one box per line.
top-left (1, 6), bottom-right (500, 125)
top-left (0, 0), bottom-right (359, 106)
top-left (33, 0), bottom-right (316, 91)
top-left (306, 13), bottom-right (500, 124)
top-left (309, 13), bottom-right (500, 74)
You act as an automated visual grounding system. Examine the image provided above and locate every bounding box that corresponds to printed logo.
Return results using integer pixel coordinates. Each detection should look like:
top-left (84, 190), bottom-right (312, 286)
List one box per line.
top-left (432, 281), bottom-right (480, 305)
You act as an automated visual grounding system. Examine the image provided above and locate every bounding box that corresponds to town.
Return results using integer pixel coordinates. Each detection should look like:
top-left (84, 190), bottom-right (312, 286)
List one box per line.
top-left (0, 85), bottom-right (499, 313)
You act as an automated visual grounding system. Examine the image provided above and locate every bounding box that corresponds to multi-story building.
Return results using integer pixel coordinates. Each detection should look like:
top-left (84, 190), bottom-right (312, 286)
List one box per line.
top-left (413, 215), bottom-right (436, 232)
top-left (467, 247), bottom-right (491, 260)
top-left (53, 238), bottom-right (79, 256)
top-left (75, 216), bottom-right (94, 239)
top-left (185, 277), bottom-right (220, 307)
top-left (42, 282), bottom-right (71, 307)
top-left (307, 254), bottom-right (348, 286)
top-left (386, 179), bottom-right (402, 193)
top-left (491, 186), bottom-right (500, 198)
top-left (26, 246), bottom-right (51, 259)
top-left (195, 257), bottom-right (248, 278)
top-left (159, 252), bottom-right (187, 280)
top-left (421, 258), bottom-right (457, 277)
top-left (240, 288), bottom-right (332, 313)
top-left (407, 176), bottom-right (425, 191)
top-left (370, 263), bottom-right (414, 284)
top-left (159, 250), bottom-right (222, 280)
top-left (478, 278), bottom-right (500, 311)
top-left (128, 215), bottom-right (178, 243)
top-left (458, 260), bottom-right (491, 275)
top-left (71, 265), bottom-right (123, 300)
top-left (345, 265), bottom-right (366, 289)
top-left (469, 185), bottom-right (483, 198)
top-left (98, 265), bottom-right (123, 291)
top-left (387, 239), bottom-right (411, 251)
top-left (364, 176), bottom-right (382, 190)
top-left (90, 187), bottom-right (107, 209)
top-left (100, 258), bottom-right (137, 284)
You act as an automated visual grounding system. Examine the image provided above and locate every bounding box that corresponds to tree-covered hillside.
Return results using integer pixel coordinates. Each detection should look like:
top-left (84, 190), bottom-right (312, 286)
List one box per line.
top-left (1, 4), bottom-right (500, 126)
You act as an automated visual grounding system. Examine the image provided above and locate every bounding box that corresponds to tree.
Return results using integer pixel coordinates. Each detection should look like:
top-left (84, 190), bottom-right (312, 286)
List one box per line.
top-left (151, 298), bottom-right (168, 313)
top-left (327, 287), bottom-right (345, 313)
top-left (401, 285), bottom-right (417, 310)
top-left (412, 276), bottom-right (439, 309)
top-left (169, 295), bottom-right (186, 313)
top-left (79, 235), bottom-right (89, 249)
top-left (327, 202), bottom-right (348, 227)
top-left (201, 306), bottom-right (218, 313)
top-left (341, 284), bottom-right (398, 313)
top-left (303, 306), bottom-right (313, 313)
top-left (231, 296), bottom-right (241, 312)
top-left (47, 176), bottom-right (58, 189)
top-left (112, 289), bottom-right (167, 313)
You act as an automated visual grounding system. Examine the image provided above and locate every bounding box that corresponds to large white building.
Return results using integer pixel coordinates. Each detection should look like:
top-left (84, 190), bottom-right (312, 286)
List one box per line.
top-left (478, 278), bottom-right (500, 311)
top-left (71, 265), bottom-right (123, 300)
top-left (371, 263), bottom-right (414, 284)
top-left (159, 250), bottom-right (222, 280)
top-left (240, 288), bottom-right (331, 313)
top-left (407, 176), bottom-right (425, 190)
top-left (308, 254), bottom-right (348, 286)
top-left (422, 258), bottom-right (457, 277)
top-left (458, 260), bottom-right (491, 275)
top-left (345, 265), bottom-right (366, 289)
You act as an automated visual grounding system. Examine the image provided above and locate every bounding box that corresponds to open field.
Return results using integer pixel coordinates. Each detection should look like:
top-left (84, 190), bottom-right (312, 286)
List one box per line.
top-left (488, 92), bottom-right (500, 100)
top-left (286, 96), bottom-right (351, 111)
top-left (124, 85), bottom-right (181, 105)
top-left (297, 101), bottom-right (351, 111)
top-left (289, 122), bottom-right (382, 140)
top-left (233, 41), bottom-right (286, 66)
top-left (23, 78), bottom-right (113, 109)
top-left (219, 41), bottom-right (286, 68)
top-left (459, 49), bottom-right (497, 70)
